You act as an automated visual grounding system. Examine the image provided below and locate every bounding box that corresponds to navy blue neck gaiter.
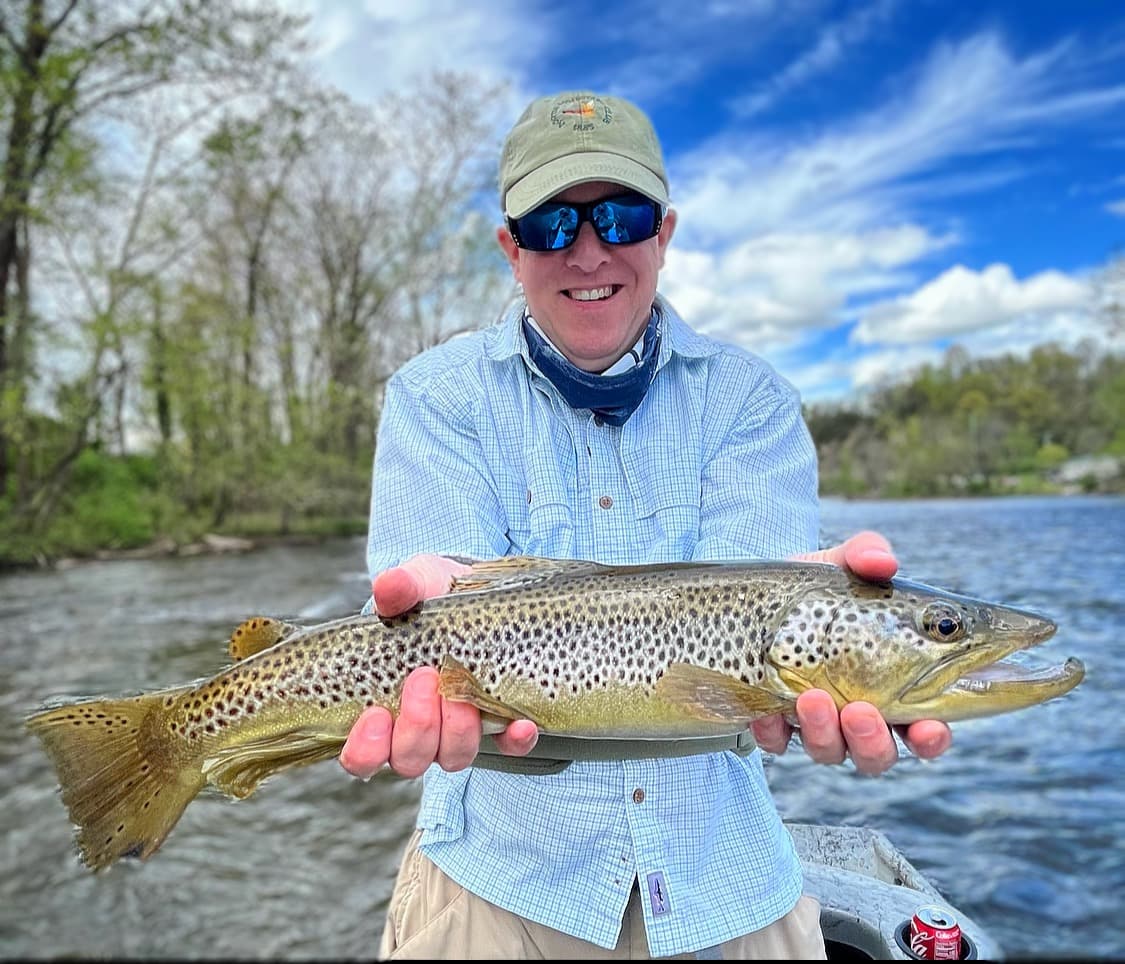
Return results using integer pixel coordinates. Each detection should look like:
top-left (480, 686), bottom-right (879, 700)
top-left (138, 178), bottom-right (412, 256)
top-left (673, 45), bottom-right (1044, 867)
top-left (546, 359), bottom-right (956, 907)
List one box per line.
top-left (522, 311), bottom-right (661, 426)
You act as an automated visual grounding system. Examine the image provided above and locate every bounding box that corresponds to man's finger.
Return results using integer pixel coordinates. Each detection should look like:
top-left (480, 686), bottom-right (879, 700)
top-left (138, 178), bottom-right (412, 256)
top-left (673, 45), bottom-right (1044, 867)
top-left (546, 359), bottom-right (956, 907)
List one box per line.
top-left (842, 531), bottom-right (897, 582)
top-left (750, 713), bottom-right (794, 755)
top-left (840, 702), bottom-right (900, 775)
top-left (794, 690), bottom-right (847, 765)
top-left (897, 719), bottom-right (953, 760)
top-left (794, 530), bottom-right (897, 582)
top-left (435, 698), bottom-right (485, 772)
top-left (372, 566), bottom-right (426, 617)
top-left (373, 554), bottom-right (473, 617)
top-left (339, 705), bottom-right (393, 779)
top-left (389, 667), bottom-right (443, 778)
top-left (492, 719), bottom-right (539, 756)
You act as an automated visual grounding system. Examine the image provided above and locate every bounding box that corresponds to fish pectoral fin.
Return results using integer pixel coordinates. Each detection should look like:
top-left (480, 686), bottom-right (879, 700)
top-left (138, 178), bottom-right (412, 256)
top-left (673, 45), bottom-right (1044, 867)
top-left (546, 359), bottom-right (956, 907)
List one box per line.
top-left (228, 617), bottom-right (302, 661)
top-left (202, 728), bottom-right (346, 799)
top-left (449, 555), bottom-right (609, 594)
top-left (655, 664), bottom-right (793, 723)
top-left (438, 656), bottom-right (537, 726)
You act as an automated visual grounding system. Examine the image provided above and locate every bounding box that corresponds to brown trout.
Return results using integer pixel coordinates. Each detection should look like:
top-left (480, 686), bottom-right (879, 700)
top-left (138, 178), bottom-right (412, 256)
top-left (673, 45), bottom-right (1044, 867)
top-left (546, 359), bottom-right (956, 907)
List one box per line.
top-left (26, 556), bottom-right (1084, 871)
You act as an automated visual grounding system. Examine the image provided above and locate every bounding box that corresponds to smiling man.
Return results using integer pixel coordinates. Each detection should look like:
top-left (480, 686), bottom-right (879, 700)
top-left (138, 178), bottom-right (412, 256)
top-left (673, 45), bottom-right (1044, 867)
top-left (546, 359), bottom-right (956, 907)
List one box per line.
top-left (340, 90), bottom-right (952, 960)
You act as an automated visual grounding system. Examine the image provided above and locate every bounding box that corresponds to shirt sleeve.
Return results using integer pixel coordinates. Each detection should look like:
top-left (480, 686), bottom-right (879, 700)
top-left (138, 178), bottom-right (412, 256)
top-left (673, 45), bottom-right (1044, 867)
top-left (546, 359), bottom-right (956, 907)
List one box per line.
top-left (693, 365), bottom-right (819, 561)
top-left (364, 370), bottom-right (509, 585)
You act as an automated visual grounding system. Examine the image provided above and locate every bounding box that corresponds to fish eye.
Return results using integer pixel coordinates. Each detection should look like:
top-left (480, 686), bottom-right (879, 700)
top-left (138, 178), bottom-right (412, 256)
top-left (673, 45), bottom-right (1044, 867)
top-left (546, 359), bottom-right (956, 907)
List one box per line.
top-left (921, 605), bottom-right (966, 642)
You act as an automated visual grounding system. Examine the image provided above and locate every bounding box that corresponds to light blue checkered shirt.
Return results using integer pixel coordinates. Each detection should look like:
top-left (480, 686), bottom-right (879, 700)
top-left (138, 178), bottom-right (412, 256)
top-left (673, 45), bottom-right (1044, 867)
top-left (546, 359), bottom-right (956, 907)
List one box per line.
top-left (365, 293), bottom-right (820, 956)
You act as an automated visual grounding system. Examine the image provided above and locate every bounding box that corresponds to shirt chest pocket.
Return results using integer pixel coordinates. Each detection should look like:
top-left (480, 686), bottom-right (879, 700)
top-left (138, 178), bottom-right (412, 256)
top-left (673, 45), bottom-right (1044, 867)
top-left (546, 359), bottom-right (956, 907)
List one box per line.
top-left (501, 451), bottom-right (578, 558)
top-left (625, 457), bottom-right (702, 561)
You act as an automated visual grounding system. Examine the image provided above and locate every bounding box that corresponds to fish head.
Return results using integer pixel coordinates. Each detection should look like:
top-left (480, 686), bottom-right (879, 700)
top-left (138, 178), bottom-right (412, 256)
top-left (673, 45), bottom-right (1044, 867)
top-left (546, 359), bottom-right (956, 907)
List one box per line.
top-left (764, 571), bottom-right (1084, 724)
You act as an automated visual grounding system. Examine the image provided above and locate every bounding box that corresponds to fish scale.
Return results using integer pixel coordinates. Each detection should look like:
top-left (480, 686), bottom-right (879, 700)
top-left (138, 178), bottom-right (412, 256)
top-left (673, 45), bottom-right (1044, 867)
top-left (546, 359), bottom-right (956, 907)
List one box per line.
top-left (25, 556), bottom-right (1083, 871)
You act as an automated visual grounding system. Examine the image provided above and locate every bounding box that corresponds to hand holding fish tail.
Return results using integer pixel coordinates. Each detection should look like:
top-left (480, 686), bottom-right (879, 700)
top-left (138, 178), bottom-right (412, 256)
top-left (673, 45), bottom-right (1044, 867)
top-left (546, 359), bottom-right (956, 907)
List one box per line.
top-left (751, 531), bottom-right (953, 775)
top-left (338, 554), bottom-right (538, 780)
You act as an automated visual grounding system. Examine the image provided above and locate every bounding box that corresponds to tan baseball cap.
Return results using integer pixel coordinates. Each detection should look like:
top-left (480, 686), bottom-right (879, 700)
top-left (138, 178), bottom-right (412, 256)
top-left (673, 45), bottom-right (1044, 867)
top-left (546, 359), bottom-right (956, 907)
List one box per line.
top-left (500, 91), bottom-right (670, 219)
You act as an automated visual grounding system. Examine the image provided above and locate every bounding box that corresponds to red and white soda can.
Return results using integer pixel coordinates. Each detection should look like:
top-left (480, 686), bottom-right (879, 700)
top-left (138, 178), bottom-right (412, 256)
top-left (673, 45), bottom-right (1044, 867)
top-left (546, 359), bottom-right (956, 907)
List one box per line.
top-left (909, 905), bottom-right (962, 960)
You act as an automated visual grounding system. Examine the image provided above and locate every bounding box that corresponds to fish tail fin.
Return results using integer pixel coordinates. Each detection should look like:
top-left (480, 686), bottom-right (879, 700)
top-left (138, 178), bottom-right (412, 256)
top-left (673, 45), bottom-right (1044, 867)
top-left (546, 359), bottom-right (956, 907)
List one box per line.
top-left (26, 689), bottom-right (204, 872)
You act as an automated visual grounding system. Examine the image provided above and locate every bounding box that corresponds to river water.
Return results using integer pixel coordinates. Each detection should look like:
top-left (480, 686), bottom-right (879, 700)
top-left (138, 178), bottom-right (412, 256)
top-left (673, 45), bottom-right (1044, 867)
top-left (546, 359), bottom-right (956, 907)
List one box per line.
top-left (1, 496), bottom-right (1121, 959)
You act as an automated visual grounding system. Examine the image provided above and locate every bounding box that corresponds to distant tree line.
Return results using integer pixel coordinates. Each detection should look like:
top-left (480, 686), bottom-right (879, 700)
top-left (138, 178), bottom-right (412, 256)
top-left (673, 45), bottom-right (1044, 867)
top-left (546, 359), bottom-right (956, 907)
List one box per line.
top-left (806, 339), bottom-right (1124, 498)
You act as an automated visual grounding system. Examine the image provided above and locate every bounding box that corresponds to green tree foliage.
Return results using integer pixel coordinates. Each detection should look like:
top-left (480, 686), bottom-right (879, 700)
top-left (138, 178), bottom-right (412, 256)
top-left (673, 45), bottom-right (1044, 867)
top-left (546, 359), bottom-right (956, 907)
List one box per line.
top-left (0, 0), bottom-right (309, 508)
top-left (809, 341), bottom-right (1124, 498)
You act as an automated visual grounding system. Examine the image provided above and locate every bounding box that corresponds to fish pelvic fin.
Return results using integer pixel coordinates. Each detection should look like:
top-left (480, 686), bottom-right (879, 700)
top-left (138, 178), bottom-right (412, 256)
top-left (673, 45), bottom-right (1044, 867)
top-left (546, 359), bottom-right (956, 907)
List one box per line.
top-left (438, 656), bottom-right (537, 731)
top-left (228, 617), bottom-right (301, 661)
top-left (655, 664), bottom-right (794, 723)
top-left (25, 689), bottom-right (205, 872)
top-left (201, 729), bottom-right (346, 799)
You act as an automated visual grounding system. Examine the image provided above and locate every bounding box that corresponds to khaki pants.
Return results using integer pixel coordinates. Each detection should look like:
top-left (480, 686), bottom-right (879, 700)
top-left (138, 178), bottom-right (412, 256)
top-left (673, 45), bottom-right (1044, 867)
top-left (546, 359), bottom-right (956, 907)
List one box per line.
top-left (379, 831), bottom-right (826, 960)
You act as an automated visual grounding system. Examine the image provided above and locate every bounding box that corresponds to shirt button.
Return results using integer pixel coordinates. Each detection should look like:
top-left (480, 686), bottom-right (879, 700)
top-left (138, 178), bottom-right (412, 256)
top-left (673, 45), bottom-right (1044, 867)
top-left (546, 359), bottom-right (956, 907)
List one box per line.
top-left (598, 495), bottom-right (614, 510)
top-left (593, 416), bottom-right (604, 427)
top-left (632, 788), bottom-right (645, 804)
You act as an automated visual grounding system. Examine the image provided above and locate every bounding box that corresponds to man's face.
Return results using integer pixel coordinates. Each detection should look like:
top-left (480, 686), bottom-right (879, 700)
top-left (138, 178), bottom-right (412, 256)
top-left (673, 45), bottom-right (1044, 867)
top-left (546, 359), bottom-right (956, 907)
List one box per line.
top-left (497, 180), bottom-right (677, 373)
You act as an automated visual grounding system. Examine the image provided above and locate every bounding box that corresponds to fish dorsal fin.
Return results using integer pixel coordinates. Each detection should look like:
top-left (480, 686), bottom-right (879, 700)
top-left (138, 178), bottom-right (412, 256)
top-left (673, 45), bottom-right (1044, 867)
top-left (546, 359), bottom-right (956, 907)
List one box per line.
top-left (228, 617), bottom-right (302, 661)
top-left (655, 664), bottom-right (793, 723)
top-left (437, 655), bottom-right (539, 732)
top-left (449, 555), bottom-right (608, 595)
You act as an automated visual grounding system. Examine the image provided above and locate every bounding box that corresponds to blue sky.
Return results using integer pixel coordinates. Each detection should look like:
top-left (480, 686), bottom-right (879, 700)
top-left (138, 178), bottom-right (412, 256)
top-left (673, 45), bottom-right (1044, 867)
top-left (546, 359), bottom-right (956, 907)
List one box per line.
top-left (289, 0), bottom-right (1125, 402)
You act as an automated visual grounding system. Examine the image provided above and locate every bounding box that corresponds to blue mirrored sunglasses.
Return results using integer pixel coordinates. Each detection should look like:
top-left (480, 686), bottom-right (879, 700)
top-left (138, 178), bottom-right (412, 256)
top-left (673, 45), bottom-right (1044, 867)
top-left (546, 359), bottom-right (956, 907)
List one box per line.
top-left (508, 192), bottom-right (664, 252)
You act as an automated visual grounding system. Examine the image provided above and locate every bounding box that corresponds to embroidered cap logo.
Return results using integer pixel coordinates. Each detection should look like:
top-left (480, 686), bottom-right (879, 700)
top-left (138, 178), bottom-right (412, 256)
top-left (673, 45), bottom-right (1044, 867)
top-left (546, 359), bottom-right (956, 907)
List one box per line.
top-left (550, 95), bottom-right (613, 132)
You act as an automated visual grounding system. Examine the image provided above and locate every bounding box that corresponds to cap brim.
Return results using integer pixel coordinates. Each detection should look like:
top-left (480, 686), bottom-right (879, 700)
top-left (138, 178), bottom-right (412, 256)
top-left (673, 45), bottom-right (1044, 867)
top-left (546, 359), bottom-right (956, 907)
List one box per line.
top-left (505, 152), bottom-right (670, 218)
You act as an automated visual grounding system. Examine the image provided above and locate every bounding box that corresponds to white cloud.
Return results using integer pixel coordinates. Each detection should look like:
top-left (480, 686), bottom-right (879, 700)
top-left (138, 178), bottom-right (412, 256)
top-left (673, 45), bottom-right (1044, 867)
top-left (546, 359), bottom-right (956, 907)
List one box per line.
top-left (661, 224), bottom-right (955, 351)
top-left (288, 0), bottom-right (546, 105)
top-left (851, 263), bottom-right (1092, 345)
top-left (1107, 199), bottom-right (1125, 216)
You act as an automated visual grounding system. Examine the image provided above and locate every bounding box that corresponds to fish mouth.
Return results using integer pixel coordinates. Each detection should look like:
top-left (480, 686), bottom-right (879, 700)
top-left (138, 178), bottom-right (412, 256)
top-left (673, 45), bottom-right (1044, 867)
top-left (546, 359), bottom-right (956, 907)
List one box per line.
top-left (903, 604), bottom-right (1058, 699)
top-left (890, 609), bottom-right (1085, 722)
top-left (952, 652), bottom-right (1085, 694)
top-left (889, 652), bottom-right (1085, 723)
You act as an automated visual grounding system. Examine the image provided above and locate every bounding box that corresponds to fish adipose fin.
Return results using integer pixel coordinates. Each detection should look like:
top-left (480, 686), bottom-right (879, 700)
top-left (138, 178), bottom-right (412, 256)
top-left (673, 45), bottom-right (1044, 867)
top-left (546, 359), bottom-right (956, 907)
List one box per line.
top-left (438, 655), bottom-right (538, 731)
top-left (449, 556), bottom-right (609, 594)
top-left (655, 664), bottom-right (793, 722)
top-left (228, 617), bottom-right (302, 661)
top-left (26, 690), bottom-right (205, 872)
top-left (202, 728), bottom-right (346, 798)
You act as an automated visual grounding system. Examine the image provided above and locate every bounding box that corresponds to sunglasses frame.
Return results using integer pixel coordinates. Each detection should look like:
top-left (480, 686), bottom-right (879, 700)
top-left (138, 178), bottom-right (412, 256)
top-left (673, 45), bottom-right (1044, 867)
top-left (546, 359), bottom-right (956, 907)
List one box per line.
top-left (507, 191), bottom-right (665, 252)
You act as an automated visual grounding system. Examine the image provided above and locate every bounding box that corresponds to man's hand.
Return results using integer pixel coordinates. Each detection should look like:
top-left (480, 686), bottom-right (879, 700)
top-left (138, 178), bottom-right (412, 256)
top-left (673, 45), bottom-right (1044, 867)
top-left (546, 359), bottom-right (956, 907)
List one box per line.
top-left (338, 554), bottom-right (538, 780)
top-left (751, 530), bottom-right (954, 775)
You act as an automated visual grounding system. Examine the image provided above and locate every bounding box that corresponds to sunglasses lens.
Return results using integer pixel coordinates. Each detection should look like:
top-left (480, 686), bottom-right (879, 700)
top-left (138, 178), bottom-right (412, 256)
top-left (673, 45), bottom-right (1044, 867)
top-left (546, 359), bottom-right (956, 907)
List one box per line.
top-left (517, 204), bottom-right (580, 250)
top-left (592, 196), bottom-right (658, 244)
top-left (512, 194), bottom-right (661, 251)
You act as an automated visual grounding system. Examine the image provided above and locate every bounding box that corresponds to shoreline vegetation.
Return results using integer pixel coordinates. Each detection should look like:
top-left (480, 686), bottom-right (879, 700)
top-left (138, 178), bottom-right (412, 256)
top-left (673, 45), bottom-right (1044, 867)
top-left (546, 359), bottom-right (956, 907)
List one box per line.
top-left (19, 482), bottom-right (1122, 574)
top-left (804, 342), bottom-right (1123, 501)
top-left (3, 340), bottom-right (1122, 572)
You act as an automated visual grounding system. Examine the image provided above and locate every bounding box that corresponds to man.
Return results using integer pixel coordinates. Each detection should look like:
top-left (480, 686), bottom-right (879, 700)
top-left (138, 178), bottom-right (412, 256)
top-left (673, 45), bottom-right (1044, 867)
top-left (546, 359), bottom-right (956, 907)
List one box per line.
top-left (340, 90), bottom-right (952, 959)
